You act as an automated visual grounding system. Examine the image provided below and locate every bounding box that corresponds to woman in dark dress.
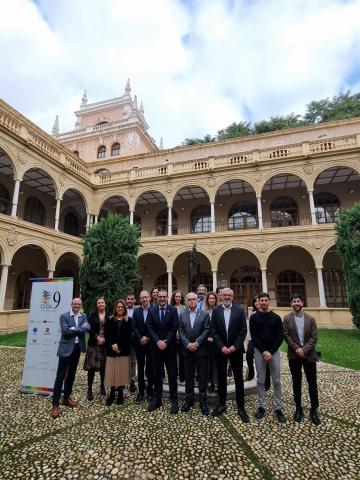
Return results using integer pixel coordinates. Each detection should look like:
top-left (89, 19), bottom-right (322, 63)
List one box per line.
top-left (205, 292), bottom-right (218, 393)
top-left (104, 299), bottom-right (133, 406)
top-left (84, 297), bottom-right (109, 400)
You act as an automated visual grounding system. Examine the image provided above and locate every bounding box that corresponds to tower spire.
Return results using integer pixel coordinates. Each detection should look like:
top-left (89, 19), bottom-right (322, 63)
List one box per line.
top-left (81, 89), bottom-right (88, 107)
top-left (52, 115), bottom-right (59, 136)
top-left (125, 78), bottom-right (131, 96)
top-left (139, 100), bottom-right (144, 114)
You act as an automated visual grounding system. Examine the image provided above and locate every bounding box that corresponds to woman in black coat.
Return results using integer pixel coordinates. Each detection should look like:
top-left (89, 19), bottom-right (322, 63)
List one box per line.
top-left (104, 299), bottom-right (133, 406)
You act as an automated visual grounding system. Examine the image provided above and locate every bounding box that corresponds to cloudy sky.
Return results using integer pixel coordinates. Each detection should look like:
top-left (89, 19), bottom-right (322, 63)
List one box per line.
top-left (1, 0), bottom-right (360, 147)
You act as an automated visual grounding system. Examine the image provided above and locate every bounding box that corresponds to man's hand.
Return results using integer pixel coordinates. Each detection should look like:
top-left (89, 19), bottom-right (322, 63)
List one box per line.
top-left (263, 351), bottom-right (272, 362)
top-left (188, 342), bottom-right (198, 352)
top-left (296, 347), bottom-right (305, 358)
top-left (139, 336), bottom-right (148, 346)
top-left (221, 346), bottom-right (230, 355)
top-left (207, 337), bottom-right (213, 343)
top-left (97, 335), bottom-right (105, 345)
top-left (157, 340), bottom-right (167, 350)
top-left (228, 345), bottom-right (236, 353)
top-left (111, 344), bottom-right (120, 353)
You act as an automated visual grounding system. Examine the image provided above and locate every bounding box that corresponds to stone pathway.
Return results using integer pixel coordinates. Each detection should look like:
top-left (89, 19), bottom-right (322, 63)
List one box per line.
top-left (0, 347), bottom-right (359, 479)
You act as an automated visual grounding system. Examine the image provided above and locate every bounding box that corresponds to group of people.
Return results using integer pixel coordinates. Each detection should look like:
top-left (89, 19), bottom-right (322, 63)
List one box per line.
top-left (50, 286), bottom-right (320, 426)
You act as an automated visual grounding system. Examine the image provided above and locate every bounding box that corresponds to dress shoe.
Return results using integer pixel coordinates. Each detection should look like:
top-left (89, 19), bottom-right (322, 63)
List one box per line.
top-left (212, 405), bottom-right (226, 417)
top-left (238, 409), bottom-right (250, 423)
top-left (181, 401), bottom-right (193, 412)
top-left (106, 389), bottom-right (116, 406)
top-left (200, 404), bottom-right (209, 416)
top-left (255, 407), bottom-right (266, 420)
top-left (170, 400), bottom-right (179, 414)
top-left (293, 407), bottom-right (304, 423)
top-left (62, 398), bottom-right (77, 407)
top-left (275, 409), bottom-right (286, 424)
top-left (129, 380), bottom-right (136, 393)
top-left (208, 383), bottom-right (215, 394)
top-left (87, 389), bottom-right (94, 401)
top-left (51, 406), bottom-right (60, 419)
top-left (135, 393), bottom-right (144, 403)
top-left (147, 393), bottom-right (153, 403)
top-left (116, 388), bottom-right (124, 405)
top-left (147, 400), bottom-right (162, 412)
top-left (310, 409), bottom-right (321, 426)
top-left (100, 385), bottom-right (106, 396)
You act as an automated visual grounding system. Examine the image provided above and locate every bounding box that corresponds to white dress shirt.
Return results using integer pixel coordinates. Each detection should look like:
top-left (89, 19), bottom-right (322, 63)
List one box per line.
top-left (71, 309), bottom-right (80, 344)
top-left (223, 304), bottom-right (232, 337)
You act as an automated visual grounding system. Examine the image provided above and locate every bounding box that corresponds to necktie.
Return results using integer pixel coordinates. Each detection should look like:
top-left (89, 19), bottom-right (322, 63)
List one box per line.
top-left (198, 302), bottom-right (202, 311)
top-left (160, 308), bottom-right (165, 322)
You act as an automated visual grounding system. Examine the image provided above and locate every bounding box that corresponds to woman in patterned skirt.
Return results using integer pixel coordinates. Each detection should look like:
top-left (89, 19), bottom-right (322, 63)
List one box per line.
top-left (104, 299), bottom-right (133, 406)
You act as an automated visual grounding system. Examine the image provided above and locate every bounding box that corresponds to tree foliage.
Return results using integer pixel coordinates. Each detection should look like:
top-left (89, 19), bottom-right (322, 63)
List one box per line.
top-left (181, 90), bottom-right (360, 146)
top-left (336, 203), bottom-right (360, 329)
top-left (79, 213), bottom-right (140, 314)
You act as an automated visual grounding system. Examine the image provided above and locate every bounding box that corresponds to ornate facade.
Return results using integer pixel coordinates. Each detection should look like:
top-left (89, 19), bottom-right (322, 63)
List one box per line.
top-left (0, 81), bottom-right (359, 328)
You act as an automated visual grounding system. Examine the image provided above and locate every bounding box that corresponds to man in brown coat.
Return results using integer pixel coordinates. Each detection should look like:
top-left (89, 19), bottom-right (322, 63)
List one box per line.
top-left (283, 293), bottom-right (320, 425)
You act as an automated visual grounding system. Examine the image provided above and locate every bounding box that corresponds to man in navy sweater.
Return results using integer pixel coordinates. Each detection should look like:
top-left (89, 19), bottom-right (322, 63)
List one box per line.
top-left (250, 292), bottom-right (286, 424)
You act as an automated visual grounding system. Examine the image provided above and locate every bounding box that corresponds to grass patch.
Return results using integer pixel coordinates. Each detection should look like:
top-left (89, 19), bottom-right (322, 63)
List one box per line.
top-left (280, 328), bottom-right (360, 370)
top-left (0, 331), bottom-right (27, 347)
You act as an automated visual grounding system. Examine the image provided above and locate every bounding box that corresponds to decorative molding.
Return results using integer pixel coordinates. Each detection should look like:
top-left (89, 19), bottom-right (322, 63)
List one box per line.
top-left (256, 241), bottom-right (267, 253)
top-left (207, 176), bottom-right (215, 187)
top-left (18, 152), bottom-right (27, 165)
top-left (165, 182), bottom-right (173, 193)
top-left (303, 161), bottom-right (313, 175)
top-left (7, 227), bottom-right (18, 246)
top-left (52, 241), bottom-right (60, 254)
top-left (312, 238), bottom-right (322, 249)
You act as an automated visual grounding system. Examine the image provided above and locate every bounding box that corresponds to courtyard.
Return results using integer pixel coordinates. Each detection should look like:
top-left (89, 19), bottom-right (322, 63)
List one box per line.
top-left (0, 346), bottom-right (359, 480)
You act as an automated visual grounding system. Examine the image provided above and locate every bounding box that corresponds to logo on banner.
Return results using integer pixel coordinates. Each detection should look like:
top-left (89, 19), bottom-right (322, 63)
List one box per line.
top-left (40, 290), bottom-right (61, 310)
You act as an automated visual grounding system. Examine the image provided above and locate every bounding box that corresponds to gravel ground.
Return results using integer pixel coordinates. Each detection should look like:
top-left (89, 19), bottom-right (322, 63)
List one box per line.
top-left (0, 347), bottom-right (359, 480)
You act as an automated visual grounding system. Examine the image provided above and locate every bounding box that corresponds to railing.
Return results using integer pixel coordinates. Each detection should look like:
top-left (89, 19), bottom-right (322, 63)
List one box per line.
top-left (0, 109), bottom-right (21, 135)
top-left (260, 143), bottom-right (303, 161)
top-left (263, 212), bottom-right (313, 228)
top-left (64, 156), bottom-right (92, 180)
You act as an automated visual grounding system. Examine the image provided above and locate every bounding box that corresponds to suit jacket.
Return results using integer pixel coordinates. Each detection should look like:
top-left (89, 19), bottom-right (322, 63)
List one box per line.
top-left (57, 311), bottom-right (90, 358)
top-left (87, 310), bottom-right (111, 347)
top-left (211, 303), bottom-right (247, 354)
top-left (147, 304), bottom-right (179, 349)
top-left (132, 307), bottom-right (151, 346)
top-left (104, 316), bottom-right (133, 357)
top-left (179, 309), bottom-right (210, 358)
top-left (283, 312), bottom-right (318, 362)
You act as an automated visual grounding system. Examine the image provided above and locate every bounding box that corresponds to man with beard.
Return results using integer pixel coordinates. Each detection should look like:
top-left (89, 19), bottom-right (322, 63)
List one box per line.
top-left (283, 293), bottom-right (320, 425)
top-left (197, 284), bottom-right (207, 311)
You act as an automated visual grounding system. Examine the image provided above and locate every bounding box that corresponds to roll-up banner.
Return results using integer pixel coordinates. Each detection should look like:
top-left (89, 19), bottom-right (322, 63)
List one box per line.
top-left (20, 277), bottom-right (74, 395)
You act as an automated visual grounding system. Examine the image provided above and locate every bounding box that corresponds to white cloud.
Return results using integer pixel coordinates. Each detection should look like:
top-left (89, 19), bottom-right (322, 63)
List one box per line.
top-left (0, 0), bottom-right (360, 147)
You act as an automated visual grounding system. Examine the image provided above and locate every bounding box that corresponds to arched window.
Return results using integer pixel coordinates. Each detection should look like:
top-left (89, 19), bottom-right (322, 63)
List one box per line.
top-left (97, 145), bottom-right (106, 159)
top-left (270, 197), bottom-right (298, 227)
top-left (228, 201), bottom-right (257, 230)
top-left (111, 143), bottom-right (121, 156)
top-left (323, 269), bottom-right (348, 308)
top-left (276, 270), bottom-right (306, 307)
top-left (155, 273), bottom-right (177, 292)
top-left (64, 212), bottom-right (79, 236)
top-left (191, 205), bottom-right (211, 233)
top-left (156, 208), bottom-right (178, 236)
top-left (0, 184), bottom-right (10, 215)
top-left (14, 271), bottom-right (35, 309)
top-left (95, 168), bottom-right (110, 175)
top-left (73, 150), bottom-right (79, 157)
top-left (315, 192), bottom-right (340, 224)
top-left (230, 266), bottom-right (262, 306)
top-left (190, 272), bottom-right (212, 293)
top-left (24, 197), bottom-right (45, 225)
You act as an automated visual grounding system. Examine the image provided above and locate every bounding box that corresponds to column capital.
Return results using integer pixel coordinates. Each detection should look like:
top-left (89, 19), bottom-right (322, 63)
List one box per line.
top-left (167, 203), bottom-right (173, 209)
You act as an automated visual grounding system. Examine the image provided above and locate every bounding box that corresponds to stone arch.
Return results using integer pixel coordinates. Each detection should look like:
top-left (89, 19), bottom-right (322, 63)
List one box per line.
top-left (214, 243), bottom-right (262, 271)
top-left (214, 175), bottom-right (258, 198)
top-left (169, 181), bottom-right (212, 205)
top-left (134, 187), bottom-right (170, 207)
top-left (59, 185), bottom-right (90, 213)
top-left (95, 190), bottom-right (130, 214)
top-left (0, 140), bottom-right (21, 180)
top-left (310, 161), bottom-right (360, 190)
top-left (19, 166), bottom-right (60, 199)
top-left (264, 240), bottom-right (317, 267)
top-left (260, 169), bottom-right (311, 194)
top-left (11, 239), bottom-right (53, 270)
top-left (172, 245), bottom-right (214, 271)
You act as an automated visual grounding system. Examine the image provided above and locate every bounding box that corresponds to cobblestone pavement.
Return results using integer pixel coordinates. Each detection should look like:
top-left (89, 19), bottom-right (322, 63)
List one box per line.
top-left (0, 347), bottom-right (359, 480)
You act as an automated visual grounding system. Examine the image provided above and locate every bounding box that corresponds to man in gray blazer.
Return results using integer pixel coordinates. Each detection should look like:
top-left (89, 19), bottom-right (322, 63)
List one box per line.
top-left (179, 292), bottom-right (210, 415)
top-left (283, 293), bottom-right (320, 425)
top-left (51, 298), bottom-right (90, 418)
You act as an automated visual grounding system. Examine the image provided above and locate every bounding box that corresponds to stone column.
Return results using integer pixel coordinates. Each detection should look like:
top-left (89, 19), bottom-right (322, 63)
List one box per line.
top-left (210, 201), bottom-right (215, 232)
top-left (129, 210), bottom-right (134, 225)
top-left (0, 265), bottom-right (9, 310)
top-left (212, 270), bottom-right (217, 291)
top-left (257, 196), bottom-right (264, 229)
top-left (167, 271), bottom-right (173, 295)
top-left (261, 268), bottom-right (268, 293)
top-left (167, 205), bottom-right (172, 236)
top-left (86, 213), bottom-right (91, 231)
top-left (11, 179), bottom-right (21, 217)
top-left (48, 270), bottom-right (54, 279)
top-left (308, 190), bottom-right (317, 225)
top-left (54, 198), bottom-right (61, 230)
top-left (94, 214), bottom-right (99, 224)
top-left (316, 267), bottom-right (327, 307)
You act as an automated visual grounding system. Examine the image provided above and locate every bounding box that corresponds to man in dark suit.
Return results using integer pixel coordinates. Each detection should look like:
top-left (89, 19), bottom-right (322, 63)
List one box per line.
top-left (179, 292), bottom-right (210, 415)
top-left (132, 290), bottom-right (153, 403)
top-left (147, 290), bottom-right (179, 414)
top-left (283, 293), bottom-right (320, 425)
top-left (51, 298), bottom-right (90, 418)
top-left (211, 287), bottom-right (249, 422)
top-left (126, 293), bottom-right (138, 394)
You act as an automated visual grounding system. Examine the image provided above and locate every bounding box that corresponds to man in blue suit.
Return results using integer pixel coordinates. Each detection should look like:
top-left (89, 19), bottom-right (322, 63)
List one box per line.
top-left (51, 298), bottom-right (90, 418)
top-left (147, 290), bottom-right (179, 414)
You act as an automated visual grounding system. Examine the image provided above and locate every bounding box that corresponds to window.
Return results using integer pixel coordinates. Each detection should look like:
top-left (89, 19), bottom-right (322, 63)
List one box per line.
top-left (111, 143), bottom-right (121, 156)
top-left (230, 266), bottom-right (262, 307)
top-left (73, 150), bottom-right (79, 157)
top-left (228, 201), bottom-right (257, 230)
top-left (14, 271), bottom-right (35, 309)
top-left (0, 184), bottom-right (10, 215)
top-left (191, 205), bottom-right (211, 233)
top-left (24, 197), bottom-right (45, 225)
top-left (97, 145), bottom-right (106, 159)
top-left (323, 269), bottom-right (348, 308)
top-left (156, 208), bottom-right (178, 235)
top-left (315, 192), bottom-right (340, 224)
top-left (95, 168), bottom-right (110, 176)
top-left (276, 270), bottom-right (306, 307)
top-left (154, 273), bottom-right (177, 292)
top-left (64, 212), bottom-right (79, 236)
top-left (270, 197), bottom-right (298, 227)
